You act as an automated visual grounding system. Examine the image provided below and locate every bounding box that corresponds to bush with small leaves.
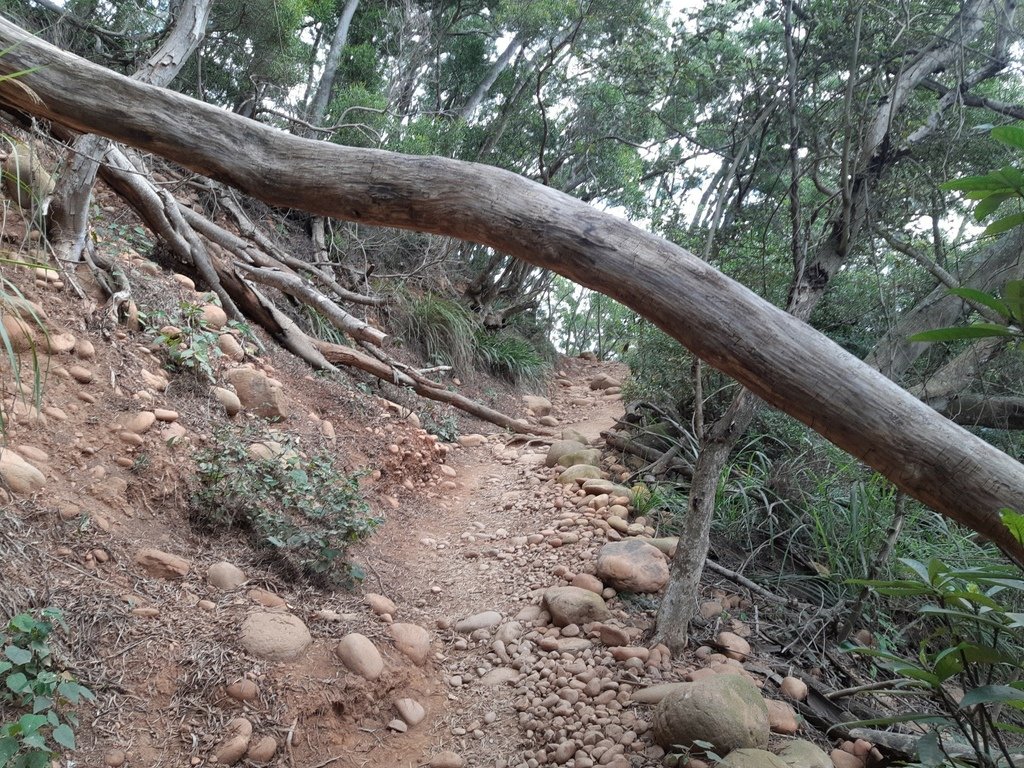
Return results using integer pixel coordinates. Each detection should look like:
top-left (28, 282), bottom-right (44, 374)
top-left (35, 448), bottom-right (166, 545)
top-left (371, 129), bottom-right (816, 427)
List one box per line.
top-left (0, 608), bottom-right (94, 767)
top-left (191, 424), bottom-right (379, 585)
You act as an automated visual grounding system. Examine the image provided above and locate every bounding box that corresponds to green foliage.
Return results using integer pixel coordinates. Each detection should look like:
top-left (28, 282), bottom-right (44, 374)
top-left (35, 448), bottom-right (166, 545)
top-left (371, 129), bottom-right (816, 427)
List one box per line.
top-left (144, 299), bottom-right (249, 383)
top-left (191, 424), bottom-right (379, 585)
top-left (942, 126), bottom-right (1024, 237)
top-left (910, 281), bottom-right (1024, 345)
top-left (421, 408), bottom-right (459, 443)
top-left (394, 292), bottom-right (478, 372)
top-left (474, 329), bottom-right (548, 385)
top-left (0, 608), bottom-right (94, 767)
top-left (846, 559), bottom-right (1024, 767)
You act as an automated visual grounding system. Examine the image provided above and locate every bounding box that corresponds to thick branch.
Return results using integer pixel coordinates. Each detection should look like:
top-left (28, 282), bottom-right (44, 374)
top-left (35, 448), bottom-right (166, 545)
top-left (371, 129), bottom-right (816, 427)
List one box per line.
top-left (4, 19), bottom-right (1024, 565)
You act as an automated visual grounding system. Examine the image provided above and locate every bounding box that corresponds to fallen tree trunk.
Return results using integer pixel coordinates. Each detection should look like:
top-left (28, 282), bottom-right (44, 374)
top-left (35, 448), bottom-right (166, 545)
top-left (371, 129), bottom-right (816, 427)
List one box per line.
top-left (3, 18), bottom-right (1024, 565)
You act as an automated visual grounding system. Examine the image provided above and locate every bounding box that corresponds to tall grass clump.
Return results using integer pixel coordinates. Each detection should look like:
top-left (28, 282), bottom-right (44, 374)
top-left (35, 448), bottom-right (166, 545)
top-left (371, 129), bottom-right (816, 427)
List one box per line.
top-left (394, 292), bottom-right (478, 372)
top-left (475, 329), bottom-right (548, 385)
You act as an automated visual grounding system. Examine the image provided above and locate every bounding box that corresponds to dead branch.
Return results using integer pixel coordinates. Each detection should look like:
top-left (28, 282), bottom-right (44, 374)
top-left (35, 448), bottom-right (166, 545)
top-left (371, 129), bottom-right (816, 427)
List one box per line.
top-left (234, 262), bottom-right (386, 346)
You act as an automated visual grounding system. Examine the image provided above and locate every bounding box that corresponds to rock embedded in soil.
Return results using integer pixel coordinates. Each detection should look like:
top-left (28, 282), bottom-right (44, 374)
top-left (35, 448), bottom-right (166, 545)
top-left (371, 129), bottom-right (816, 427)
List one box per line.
top-left (429, 751), bottom-right (466, 768)
top-left (455, 610), bottom-right (502, 633)
top-left (652, 674), bottom-right (770, 754)
top-left (364, 592), bottom-right (397, 616)
top-left (595, 539), bottom-right (670, 593)
top-left (778, 740), bottom-right (831, 768)
top-left (226, 678), bottom-right (259, 702)
top-left (394, 697), bottom-right (426, 726)
top-left (544, 439), bottom-right (586, 467)
top-left (779, 675), bottom-right (808, 701)
top-left (524, 395), bottom-right (553, 416)
top-left (543, 586), bottom-right (611, 626)
top-left (212, 717), bottom-right (252, 765)
top-left (133, 548), bottom-right (190, 580)
top-left (214, 386), bottom-right (242, 417)
top-left (335, 632), bottom-right (384, 680)
top-left (555, 448), bottom-right (603, 468)
top-left (103, 749), bottom-right (126, 767)
top-left (219, 333), bottom-right (245, 361)
top-left (389, 622), bottom-right (431, 664)
top-left (717, 630), bottom-right (751, 661)
top-left (718, 749), bottom-right (789, 768)
top-left (245, 735), bottom-right (277, 762)
top-left (207, 561), bottom-right (247, 590)
top-left (457, 434), bottom-right (486, 447)
top-left (239, 612), bottom-right (312, 662)
top-left (0, 449), bottom-right (46, 494)
top-left (766, 698), bottom-right (799, 734)
top-left (223, 368), bottom-right (288, 420)
top-left (556, 464), bottom-right (604, 485)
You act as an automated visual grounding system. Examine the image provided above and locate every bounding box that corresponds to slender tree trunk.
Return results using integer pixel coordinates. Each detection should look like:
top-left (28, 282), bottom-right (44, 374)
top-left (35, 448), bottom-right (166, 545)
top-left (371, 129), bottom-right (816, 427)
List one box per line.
top-left (5, 19), bottom-right (1024, 571)
top-left (456, 31), bottom-right (526, 121)
top-left (651, 0), bottom-right (1003, 652)
top-left (46, 0), bottom-right (211, 263)
top-left (306, 0), bottom-right (359, 127)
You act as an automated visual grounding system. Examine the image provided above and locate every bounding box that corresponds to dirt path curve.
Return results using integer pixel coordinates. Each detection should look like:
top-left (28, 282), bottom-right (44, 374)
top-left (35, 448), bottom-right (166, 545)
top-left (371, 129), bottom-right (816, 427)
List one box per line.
top-left (350, 357), bottom-right (637, 768)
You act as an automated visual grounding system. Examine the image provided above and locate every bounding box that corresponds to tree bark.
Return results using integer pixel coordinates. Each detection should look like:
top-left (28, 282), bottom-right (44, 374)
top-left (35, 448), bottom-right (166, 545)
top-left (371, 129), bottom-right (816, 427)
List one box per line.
top-left (306, 0), bottom-right (359, 127)
top-left (46, 0), bottom-right (211, 264)
top-left (4, 18), bottom-right (1024, 567)
top-left (456, 31), bottom-right (526, 121)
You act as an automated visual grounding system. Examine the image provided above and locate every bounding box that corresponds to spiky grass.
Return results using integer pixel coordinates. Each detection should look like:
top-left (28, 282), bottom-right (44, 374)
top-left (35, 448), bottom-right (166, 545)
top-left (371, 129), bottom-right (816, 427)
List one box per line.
top-left (474, 329), bottom-right (548, 386)
top-left (394, 292), bottom-right (478, 372)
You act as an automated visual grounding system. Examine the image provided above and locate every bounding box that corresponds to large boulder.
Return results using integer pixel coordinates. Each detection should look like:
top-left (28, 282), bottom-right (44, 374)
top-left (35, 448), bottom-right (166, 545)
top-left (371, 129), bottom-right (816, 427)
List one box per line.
top-left (561, 428), bottom-right (590, 445)
top-left (0, 449), bottom-right (45, 494)
top-left (556, 465), bottom-right (604, 485)
top-left (223, 368), bottom-right (288, 420)
top-left (524, 395), bottom-right (553, 417)
top-left (555, 448), bottom-right (603, 468)
top-left (596, 540), bottom-right (670, 593)
top-left (239, 612), bottom-right (312, 662)
top-left (389, 623), bottom-right (431, 665)
top-left (652, 675), bottom-right (770, 754)
top-left (335, 633), bottom-right (384, 680)
top-left (544, 439), bottom-right (586, 468)
top-left (581, 478), bottom-right (634, 501)
top-left (543, 586), bottom-right (611, 627)
top-left (718, 749), bottom-right (789, 768)
top-left (778, 740), bottom-right (831, 768)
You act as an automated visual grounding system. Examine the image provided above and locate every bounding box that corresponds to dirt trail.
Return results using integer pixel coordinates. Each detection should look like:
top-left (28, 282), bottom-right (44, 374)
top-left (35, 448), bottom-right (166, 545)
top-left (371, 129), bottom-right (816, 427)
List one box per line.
top-left (347, 357), bottom-right (632, 767)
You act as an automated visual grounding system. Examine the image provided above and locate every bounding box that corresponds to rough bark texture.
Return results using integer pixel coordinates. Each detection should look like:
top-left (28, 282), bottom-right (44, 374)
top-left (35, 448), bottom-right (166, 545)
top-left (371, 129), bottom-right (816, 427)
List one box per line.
top-left (3, 19), bottom-right (1024, 565)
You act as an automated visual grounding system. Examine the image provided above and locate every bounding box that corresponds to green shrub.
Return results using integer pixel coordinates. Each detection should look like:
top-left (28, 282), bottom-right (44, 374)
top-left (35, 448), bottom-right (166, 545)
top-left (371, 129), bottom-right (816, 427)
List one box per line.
top-left (846, 558), bottom-right (1024, 767)
top-left (191, 425), bottom-right (379, 585)
top-left (394, 292), bottom-right (478, 372)
top-left (145, 300), bottom-right (226, 383)
top-left (0, 608), bottom-right (93, 768)
top-left (474, 329), bottom-right (548, 385)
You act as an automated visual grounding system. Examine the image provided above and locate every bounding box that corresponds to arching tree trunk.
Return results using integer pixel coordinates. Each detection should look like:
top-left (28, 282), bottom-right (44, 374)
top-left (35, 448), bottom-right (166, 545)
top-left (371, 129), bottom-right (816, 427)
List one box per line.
top-left (3, 18), bottom-right (1024, 575)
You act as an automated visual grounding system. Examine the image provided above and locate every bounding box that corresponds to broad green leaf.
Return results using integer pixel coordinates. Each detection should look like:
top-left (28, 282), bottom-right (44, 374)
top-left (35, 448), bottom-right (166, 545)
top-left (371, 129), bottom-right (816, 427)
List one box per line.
top-left (1005, 281), bottom-right (1024, 322)
top-left (0, 736), bottom-right (18, 763)
top-left (32, 694), bottom-right (52, 713)
top-left (947, 287), bottom-right (1011, 317)
top-left (942, 174), bottom-right (1015, 192)
top-left (5, 645), bottom-right (33, 665)
top-left (51, 723), bottom-right (75, 750)
top-left (916, 732), bottom-right (945, 766)
top-left (1001, 509), bottom-right (1024, 548)
top-left (6, 671), bottom-right (28, 693)
top-left (984, 211), bottom-right (1024, 236)
top-left (995, 166), bottom-right (1024, 190)
top-left (933, 646), bottom-right (965, 682)
top-left (910, 324), bottom-right (1015, 342)
top-left (992, 125), bottom-right (1024, 151)
top-left (960, 684), bottom-right (1024, 708)
top-left (974, 192), bottom-right (1015, 220)
top-left (901, 558), bottom-right (932, 583)
top-left (17, 714), bottom-right (47, 735)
